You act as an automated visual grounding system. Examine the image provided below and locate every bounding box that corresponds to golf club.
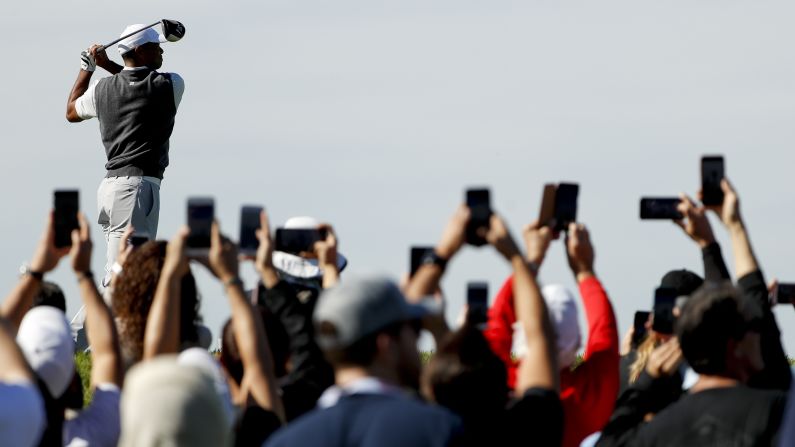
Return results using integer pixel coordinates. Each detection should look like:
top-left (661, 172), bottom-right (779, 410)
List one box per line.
top-left (99, 19), bottom-right (186, 51)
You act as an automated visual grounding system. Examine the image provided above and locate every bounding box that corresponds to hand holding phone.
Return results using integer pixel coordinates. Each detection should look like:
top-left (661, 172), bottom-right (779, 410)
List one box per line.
top-left (632, 311), bottom-right (651, 348)
top-left (274, 228), bottom-right (326, 255)
top-left (465, 188), bottom-right (492, 247)
top-left (54, 190), bottom-right (79, 248)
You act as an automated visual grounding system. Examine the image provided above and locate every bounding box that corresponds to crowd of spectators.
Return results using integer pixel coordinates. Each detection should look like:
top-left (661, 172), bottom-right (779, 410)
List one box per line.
top-left (0, 176), bottom-right (793, 446)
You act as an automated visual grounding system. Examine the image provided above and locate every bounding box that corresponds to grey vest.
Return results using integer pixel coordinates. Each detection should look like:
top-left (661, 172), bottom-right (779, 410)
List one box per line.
top-left (95, 69), bottom-right (177, 179)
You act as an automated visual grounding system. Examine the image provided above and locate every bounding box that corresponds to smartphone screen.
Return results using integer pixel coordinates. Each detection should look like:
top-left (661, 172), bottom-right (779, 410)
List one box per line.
top-left (410, 246), bottom-right (433, 278)
top-left (467, 282), bottom-right (489, 325)
top-left (775, 283), bottom-right (795, 305)
top-left (554, 183), bottom-right (579, 232)
top-left (275, 228), bottom-right (324, 255)
top-left (54, 190), bottom-right (79, 248)
top-left (239, 206), bottom-right (263, 256)
top-left (465, 188), bottom-right (491, 247)
top-left (701, 156), bottom-right (725, 206)
top-left (640, 198), bottom-right (683, 220)
top-left (186, 198), bottom-right (214, 253)
top-left (632, 311), bottom-right (651, 348)
top-left (538, 184), bottom-right (556, 228)
top-left (652, 287), bottom-right (677, 335)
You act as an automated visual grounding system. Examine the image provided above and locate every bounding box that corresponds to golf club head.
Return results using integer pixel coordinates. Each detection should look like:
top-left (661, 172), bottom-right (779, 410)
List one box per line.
top-left (161, 20), bottom-right (185, 42)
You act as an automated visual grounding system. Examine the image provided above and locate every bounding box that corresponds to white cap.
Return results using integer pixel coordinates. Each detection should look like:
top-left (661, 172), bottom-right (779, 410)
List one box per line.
top-left (511, 284), bottom-right (581, 369)
top-left (117, 24), bottom-right (165, 55)
top-left (17, 306), bottom-right (75, 398)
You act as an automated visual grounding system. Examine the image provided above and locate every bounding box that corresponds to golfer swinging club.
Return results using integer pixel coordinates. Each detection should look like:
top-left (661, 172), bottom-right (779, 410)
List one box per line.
top-left (66, 23), bottom-right (185, 288)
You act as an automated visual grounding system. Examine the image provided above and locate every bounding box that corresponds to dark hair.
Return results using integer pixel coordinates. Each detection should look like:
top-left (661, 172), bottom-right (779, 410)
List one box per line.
top-left (320, 321), bottom-right (406, 368)
top-left (423, 325), bottom-right (509, 420)
top-left (220, 304), bottom-right (289, 385)
top-left (113, 241), bottom-right (202, 367)
top-left (32, 281), bottom-right (66, 312)
top-left (676, 281), bottom-right (754, 375)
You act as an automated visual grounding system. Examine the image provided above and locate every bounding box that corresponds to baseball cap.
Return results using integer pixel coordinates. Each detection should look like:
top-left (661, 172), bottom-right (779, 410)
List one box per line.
top-left (117, 24), bottom-right (166, 55)
top-left (16, 306), bottom-right (75, 398)
top-left (314, 276), bottom-right (426, 350)
top-left (272, 216), bottom-right (348, 279)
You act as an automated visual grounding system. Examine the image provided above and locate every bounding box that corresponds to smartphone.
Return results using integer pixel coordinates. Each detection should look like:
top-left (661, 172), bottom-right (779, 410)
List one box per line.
top-left (554, 183), bottom-right (579, 232)
top-left (410, 246), bottom-right (433, 278)
top-left (652, 287), bottom-right (677, 335)
top-left (701, 156), bottom-right (725, 206)
top-left (631, 311), bottom-right (651, 348)
top-left (465, 188), bottom-right (492, 247)
top-left (775, 283), bottom-right (795, 305)
top-left (538, 184), bottom-right (556, 227)
top-left (54, 190), bottom-right (79, 248)
top-left (240, 206), bottom-right (264, 256)
top-left (640, 198), bottom-right (683, 220)
top-left (130, 234), bottom-right (150, 248)
top-left (186, 197), bottom-right (214, 255)
top-left (275, 228), bottom-right (326, 255)
top-left (467, 282), bottom-right (489, 325)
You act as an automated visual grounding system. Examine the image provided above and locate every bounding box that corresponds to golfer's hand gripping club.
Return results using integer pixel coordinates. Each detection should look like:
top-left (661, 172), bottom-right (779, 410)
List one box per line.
top-left (80, 50), bottom-right (96, 72)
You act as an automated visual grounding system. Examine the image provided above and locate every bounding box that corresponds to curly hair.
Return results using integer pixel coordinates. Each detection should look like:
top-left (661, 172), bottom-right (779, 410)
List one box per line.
top-left (112, 241), bottom-right (202, 369)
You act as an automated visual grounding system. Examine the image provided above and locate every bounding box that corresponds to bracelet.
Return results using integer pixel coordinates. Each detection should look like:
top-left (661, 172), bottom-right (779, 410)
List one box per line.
top-left (224, 277), bottom-right (244, 290)
top-left (76, 271), bottom-right (94, 283)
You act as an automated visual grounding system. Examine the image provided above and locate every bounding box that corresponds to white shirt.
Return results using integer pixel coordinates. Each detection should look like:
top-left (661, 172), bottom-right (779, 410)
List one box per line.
top-left (75, 67), bottom-right (184, 120)
top-left (64, 383), bottom-right (121, 447)
top-left (0, 380), bottom-right (46, 447)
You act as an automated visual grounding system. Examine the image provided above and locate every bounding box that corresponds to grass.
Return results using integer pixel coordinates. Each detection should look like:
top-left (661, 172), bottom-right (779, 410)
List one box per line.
top-left (74, 352), bottom-right (795, 407)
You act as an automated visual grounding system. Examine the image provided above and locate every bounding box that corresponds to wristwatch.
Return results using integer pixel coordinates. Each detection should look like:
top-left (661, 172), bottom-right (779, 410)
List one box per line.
top-left (420, 250), bottom-right (448, 271)
top-left (19, 264), bottom-right (44, 282)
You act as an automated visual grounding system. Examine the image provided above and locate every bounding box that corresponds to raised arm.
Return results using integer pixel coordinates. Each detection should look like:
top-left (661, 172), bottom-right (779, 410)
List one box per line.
top-left (209, 222), bottom-right (285, 421)
top-left (0, 317), bottom-right (34, 383)
top-left (142, 227), bottom-right (189, 359)
top-left (675, 194), bottom-right (730, 281)
top-left (70, 213), bottom-right (121, 387)
top-left (0, 213), bottom-right (68, 331)
top-left (404, 205), bottom-right (469, 301)
top-left (708, 179), bottom-right (790, 390)
top-left (489, 217), bottom-right (558, 393)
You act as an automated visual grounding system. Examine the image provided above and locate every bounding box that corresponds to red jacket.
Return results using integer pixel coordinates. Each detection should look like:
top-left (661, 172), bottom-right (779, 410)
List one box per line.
top-left (484, 276), bottom-right (619, 447)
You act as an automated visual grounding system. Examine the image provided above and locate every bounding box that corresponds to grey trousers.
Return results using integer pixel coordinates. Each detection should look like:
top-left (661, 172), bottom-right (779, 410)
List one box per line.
top-left (97, 176), bottom-right (161, 287)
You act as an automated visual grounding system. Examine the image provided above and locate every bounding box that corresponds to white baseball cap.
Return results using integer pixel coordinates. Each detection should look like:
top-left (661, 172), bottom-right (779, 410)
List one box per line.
top-left (117, 24), bottom-right (166, 55)
top-left (17, 306), bottom-right (75, 398)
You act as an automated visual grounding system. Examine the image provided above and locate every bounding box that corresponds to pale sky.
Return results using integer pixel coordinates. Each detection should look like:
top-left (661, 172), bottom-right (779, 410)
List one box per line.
top-left (2, 1), bottom-right (794, 354)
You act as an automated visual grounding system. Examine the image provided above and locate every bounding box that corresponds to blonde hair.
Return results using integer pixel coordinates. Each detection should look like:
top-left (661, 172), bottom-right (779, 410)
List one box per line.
top-left (629, 332), bottom-right (662, 384)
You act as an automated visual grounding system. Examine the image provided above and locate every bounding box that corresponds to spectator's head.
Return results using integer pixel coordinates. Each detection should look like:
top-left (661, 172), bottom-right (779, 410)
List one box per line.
top-left (16, 306), bottom-right (74, 398)
top-left (314, 276), bottom-right (424, 389)
top-left (120, 356), bottom-right (231, 447)
top-left (31, 281), bottom-right (66, 313)
top-left (661, 269), bottom-right (703, 311)
top-left (539, 284), bottom-right (581, 369)
top-left (113, 241), bottom-right (203, 368)
top-left (272, 216), bottom-right (348, 289)
top-left (676, 281), bottom-right (763, 382)
top-left (220, 304), bottom-right (290, 383)
top-left (422, 325), bottom-right (508, 422)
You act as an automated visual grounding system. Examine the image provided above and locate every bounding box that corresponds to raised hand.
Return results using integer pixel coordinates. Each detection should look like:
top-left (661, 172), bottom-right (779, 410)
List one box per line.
top-left (30, 212), bottom-right (70, 273)
top-left (523, 220), bottom-right (553, 270)
top-left (646, 337), bottom-right (684, 379)
top-left (208, 222), bottom-right (239, 283)
top-left (70, 213), bottom-right (93, 274)
top-left (565, 223), bottom-right (595, 282)
top-left (674, 194), bottom-right (716, 248)
top-left (485, 214), bottom-right (521, 261)
top-left (436, 205), bottom-right (470, 260)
